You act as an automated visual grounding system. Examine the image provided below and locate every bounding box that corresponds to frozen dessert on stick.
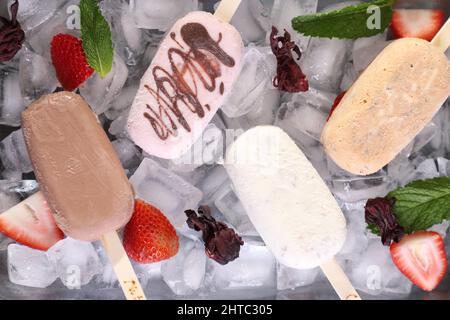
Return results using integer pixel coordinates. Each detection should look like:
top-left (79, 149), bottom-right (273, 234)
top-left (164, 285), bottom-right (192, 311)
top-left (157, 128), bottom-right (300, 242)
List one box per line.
top-left (322, 20), bottom-right (450, 175)
top-left (22, 92), bottom-right (134, 241)
top-left (7, 92), bottom-right (145, 300)
top-left (127, 1), bottom-right (244, 159)
top-left (225, 126), bottom-right (360, 300)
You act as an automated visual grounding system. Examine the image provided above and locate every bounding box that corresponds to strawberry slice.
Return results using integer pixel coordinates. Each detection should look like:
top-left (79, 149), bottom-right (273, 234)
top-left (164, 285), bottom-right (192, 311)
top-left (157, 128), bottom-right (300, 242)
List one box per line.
top-left (327, 91), bottom-right (346, 121)
top-left (50, 33), bottom-right (94, 91)
top-left (0, 192), bottom-right (64, 251)
top-left (123, 199), bottom-right (179, 264)
top-left (390, 231), bottom-right (448, 291)
top-left (391, 9), bottom-right (445, 42)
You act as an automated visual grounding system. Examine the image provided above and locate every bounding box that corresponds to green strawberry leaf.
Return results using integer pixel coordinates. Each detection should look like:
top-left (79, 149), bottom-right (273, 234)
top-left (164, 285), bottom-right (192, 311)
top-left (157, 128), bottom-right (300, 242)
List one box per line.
top-left (386, 177), bottom-right (450, 233)
top-left (292, 0), bottom-right (395, 39)
top-left (80, 0), bottom-right (113, 77)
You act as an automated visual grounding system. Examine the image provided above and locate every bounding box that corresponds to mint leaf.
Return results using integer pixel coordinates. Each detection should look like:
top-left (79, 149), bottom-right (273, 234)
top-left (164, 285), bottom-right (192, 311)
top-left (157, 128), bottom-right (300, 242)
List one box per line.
top-left (386, 177), bottom-right (450, 233)
top-left (291, 0), bottom-right (394, 39)
top-left (80, 0), bottom-right (113, 77)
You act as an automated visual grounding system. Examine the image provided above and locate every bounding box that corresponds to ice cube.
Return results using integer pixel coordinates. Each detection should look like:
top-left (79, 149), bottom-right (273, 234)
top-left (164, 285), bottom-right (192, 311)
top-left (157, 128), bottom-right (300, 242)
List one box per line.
top-left (352, 32), bottom-right (390, 74)
top-left (0, 129), bottom-right (33, 173)
top-left (47, 237), bottom-right (103, 289)
top-left (94, 243), bottom-right (118, 288)
top-left (338, 201), bottom-right (370, 260)
top-left (79, 53), bottom-right (129, 115)
top-left (276, 98), bottom-right (328, 141)
top-left (221, 47), bottom-right (277, 118)
top-left (134, 261), bottom-right (163, 289)
top-left (300, 2), bottom-right (357, 93)
top-left (7, 0), bottom-right (60, 32)
top-left (8, 243), bottom-right (57, 288)
top-left (301, 37), bottom-right (352, 93)
top-left (130, 0), bottom-right (198, 31)
top-left (207, 243), bottom-right (276, 289)
top-left (429, 221), bottom-right (450, 238)
top-left (220, 87), bottom-right (279, 132)
top-left (348, 239), bottom-right (412, 296)
top-left (169, 124), bottom-right (224, 172)
top-left (386, 146), bottom-right (417, 187)
top-left (196, 165), bottom-right (229, 204)
top-left (129, 158), bottom-right (203, 228)
top-left (104, 85), bottom-right (138, 121)
top-left (101, 0), bottom-right (146, 75)
top-left (277, 263), bottom-right (319, 290)
top-left (215, 183), bottom-right (259, 237)
top-left (274, 89), bottom-right (334, 165)
top-left (108, 109), bottom-right (130, 139)
top-left (96, 242), bottom-right (163, 289)
top-left (0, 64), bottom-right (24, 126)
top-left (0, 189), bottom-right (19, 213)
top-left (269, 0), bottom-right (318, 52)
top-left (437, 157), bottom-right (450, 176)
top-left (161, 237), bottom-right (206, 295)
top-left (410, 122), bottom-right (438, 157)
top-left (19, 47), bottom-right (58, 106)
top-left (112, 138), bottom-right (142, 176)
top-left (26, 1), bottom-right (80, 59)
top-left (415, 158), bottom-right (440, 180)
top-left (229, 0), bottom-right (272, 45)
top-left (440, 101), bottom-right (450, 155)
top-left (340, 61), bottom-right (359, 91)
top-left (330, 172), bottom-right (394, 203)
top-left (0, 179), bottom-right (39, 199)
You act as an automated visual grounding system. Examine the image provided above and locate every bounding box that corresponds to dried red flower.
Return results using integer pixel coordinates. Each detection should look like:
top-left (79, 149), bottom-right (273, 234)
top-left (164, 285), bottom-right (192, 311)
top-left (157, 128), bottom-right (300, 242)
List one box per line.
top-left (185, 205), bottom-right (244, 265)
top-left (270, 26), bottom-right (308, 93)
top-left (0, 0), bottom-right (25, 62)
top-left (365, 197), bottom-right (405, 246)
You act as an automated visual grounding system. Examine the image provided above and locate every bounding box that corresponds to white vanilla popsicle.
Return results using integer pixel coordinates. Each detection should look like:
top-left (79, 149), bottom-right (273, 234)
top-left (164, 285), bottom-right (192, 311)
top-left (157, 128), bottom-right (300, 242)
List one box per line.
top-left (128, 11), bottom-right (243, 159)
top-left (322, 38), bottom-right (450, 175)
top-left (225, 126), bottom-right (347, 269)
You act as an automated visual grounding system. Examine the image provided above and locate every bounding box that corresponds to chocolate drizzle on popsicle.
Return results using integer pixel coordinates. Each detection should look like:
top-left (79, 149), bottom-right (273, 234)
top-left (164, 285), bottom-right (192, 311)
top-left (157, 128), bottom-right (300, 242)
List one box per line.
top-left (143, 23), bottom-right (235, 140)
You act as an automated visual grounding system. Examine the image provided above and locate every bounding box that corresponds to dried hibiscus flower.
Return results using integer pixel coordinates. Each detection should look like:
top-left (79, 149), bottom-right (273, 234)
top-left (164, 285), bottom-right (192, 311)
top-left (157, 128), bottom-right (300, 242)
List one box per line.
top-left (0, 0), bottom-right (24, 62)
top-left (365, 197), bottom-right (405, 246)
top-left (270, 26), bottom-right (308, 93)
top-left (185, 205), bottom-right (244, 265)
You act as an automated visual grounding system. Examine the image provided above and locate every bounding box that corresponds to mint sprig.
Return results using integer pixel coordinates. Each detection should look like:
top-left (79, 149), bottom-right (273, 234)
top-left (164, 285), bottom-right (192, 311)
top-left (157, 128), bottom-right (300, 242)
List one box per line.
top-left (80, 0), bottom-right (113, 77)
top-left (368, 177), bottom-right (450, 235)
top-left (291, 0), bottom-right (394, 40)
top-left (387, 177), bottom-right (450, 233)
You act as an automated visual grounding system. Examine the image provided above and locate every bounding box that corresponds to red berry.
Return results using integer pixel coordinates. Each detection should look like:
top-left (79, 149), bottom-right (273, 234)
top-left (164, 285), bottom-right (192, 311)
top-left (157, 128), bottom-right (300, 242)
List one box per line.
top-left (123, 200), bottom-right (179, 264)
top-left (50, 33), bottom-right (94, 91)
top-left (390, 231), bottom-right (448, 292)
top-left (0, 193), bottom-right (64, 251)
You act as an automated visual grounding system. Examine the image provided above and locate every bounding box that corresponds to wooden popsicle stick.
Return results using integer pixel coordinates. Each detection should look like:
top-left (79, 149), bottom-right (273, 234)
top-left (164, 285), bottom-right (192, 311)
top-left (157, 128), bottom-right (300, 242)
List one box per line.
top-left (320, 258), bottom-right (361, 300)
top-left (430, 18), bottom-right (450, 52)
top-left (101, 231), bottom-right (147, 300)
top-left (214, 0), bottom-right (242, 23)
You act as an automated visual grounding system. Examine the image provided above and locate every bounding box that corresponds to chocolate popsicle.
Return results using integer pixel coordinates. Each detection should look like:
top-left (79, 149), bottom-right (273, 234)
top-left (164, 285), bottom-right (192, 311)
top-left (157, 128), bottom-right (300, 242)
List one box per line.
top-left (22, 92), bottom-right (134, 241)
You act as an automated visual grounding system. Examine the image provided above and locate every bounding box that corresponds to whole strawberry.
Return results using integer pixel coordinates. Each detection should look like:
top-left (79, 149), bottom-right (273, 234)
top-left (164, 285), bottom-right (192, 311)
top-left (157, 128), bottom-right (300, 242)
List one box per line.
top-left (123, 200), bottom-right (179, 264)
top-left (51, 33), bottom-right (94, 91)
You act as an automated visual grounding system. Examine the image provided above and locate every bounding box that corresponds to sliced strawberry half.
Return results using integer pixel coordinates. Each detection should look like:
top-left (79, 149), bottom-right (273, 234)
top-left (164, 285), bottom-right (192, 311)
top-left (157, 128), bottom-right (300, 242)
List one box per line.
top-left (0, 192), bottom-right (64, 251)
top-left (327, 91), bottom-right (346, 121)
top-left (391, 9), bottom-right (445, 42)
top-left (390, 231), bottom-right (448, 292)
